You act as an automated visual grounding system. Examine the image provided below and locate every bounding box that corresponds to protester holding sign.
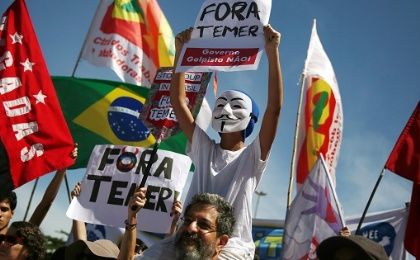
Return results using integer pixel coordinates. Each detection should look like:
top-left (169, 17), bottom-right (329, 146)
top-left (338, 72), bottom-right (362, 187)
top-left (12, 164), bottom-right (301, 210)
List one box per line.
top-left (170, 24), bottom-right (283, 259)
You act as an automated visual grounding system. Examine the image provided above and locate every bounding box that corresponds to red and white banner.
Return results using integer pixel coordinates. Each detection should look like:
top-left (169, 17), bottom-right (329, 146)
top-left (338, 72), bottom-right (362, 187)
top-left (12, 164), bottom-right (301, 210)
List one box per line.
top-left (141, 67), bottom-right (211, 140)
top-left (176, 0), bottom-right (271, 72)
top-left (0, 0), bottom-right (74, 189)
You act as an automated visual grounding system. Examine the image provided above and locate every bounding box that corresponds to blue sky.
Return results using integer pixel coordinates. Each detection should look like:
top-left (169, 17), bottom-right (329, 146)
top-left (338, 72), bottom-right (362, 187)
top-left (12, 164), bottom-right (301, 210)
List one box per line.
top-left (1, 0), bottom-right (419, 243)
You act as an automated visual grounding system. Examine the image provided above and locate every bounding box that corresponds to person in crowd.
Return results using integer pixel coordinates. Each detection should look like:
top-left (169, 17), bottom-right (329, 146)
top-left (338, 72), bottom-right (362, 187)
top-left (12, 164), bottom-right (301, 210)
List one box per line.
top-left (0, 221), bottom-right (46, 260)
top-left (0, 145), bottom-right (77, 236)
top-left (118, 189), bottom-right (235, 260)
top-left (170, 24), bottom-right (283, 259)
top-left (59, 182), bottom-right (121, 259)
top-left (117, 187), bottom-right (147, 260)
top-left (316, 234), bottom-right (389, 260)
top-left (69, 181), bottom-right (88, 242)
top-left (0, 190), bottom-right (17, 236)
top-left (167, 199), bottom-right (183, 237)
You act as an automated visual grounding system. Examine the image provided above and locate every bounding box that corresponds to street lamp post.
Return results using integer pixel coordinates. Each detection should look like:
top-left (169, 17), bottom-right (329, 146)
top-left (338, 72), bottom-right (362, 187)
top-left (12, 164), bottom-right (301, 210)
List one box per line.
top-left (254, 190), bottom-right (267, 218)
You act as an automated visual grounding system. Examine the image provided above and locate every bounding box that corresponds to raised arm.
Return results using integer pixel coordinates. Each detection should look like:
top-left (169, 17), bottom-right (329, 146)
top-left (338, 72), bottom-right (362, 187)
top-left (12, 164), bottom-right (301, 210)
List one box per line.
top-left (28, 170), bottom-right (66, 226)
top-left (166, 199), bottom-right (182, 237)
top-left (170, 28), bottom-right (196, 142)
top-left (29, 146), bottom-right (78, 226)
top-left (118, 187), bottom-right (147, 260)
top-left (259, 25), bottom-right (283, 160)
top-left (70, 182), bottom-right (87, 241)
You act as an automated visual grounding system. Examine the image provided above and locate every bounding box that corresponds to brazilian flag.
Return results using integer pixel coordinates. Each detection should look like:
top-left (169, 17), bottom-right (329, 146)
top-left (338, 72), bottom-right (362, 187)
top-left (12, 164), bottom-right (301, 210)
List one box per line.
top-left (52, 76), bottom-right (187, 168)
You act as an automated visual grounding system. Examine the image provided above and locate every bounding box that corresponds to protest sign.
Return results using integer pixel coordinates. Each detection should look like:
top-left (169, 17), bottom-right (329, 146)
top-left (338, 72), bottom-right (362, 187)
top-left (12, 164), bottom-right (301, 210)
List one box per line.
top-left (176, 0), bottom-right (272, 72)
top-left (66, 144), bottom-right (191, 234)
top-left (141, 67), bottom-right (211, 140)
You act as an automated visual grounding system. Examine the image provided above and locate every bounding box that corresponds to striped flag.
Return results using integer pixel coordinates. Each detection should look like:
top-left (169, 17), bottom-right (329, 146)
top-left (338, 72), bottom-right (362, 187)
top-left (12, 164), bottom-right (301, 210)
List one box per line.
top-left (81, 0), bottom-right (175, 87)
top-left (293, 20), bottom-right (343, 191)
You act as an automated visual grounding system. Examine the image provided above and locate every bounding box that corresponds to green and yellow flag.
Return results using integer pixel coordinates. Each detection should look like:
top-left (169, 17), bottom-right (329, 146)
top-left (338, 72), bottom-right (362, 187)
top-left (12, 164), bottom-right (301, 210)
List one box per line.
top-left (53, 76), bottom-right (187, 168)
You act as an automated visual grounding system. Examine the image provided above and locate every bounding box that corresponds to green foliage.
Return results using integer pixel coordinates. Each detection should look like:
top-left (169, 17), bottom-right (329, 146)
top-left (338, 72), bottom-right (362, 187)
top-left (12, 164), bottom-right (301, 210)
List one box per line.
top-left (44, 230), bottom-right (68, 259)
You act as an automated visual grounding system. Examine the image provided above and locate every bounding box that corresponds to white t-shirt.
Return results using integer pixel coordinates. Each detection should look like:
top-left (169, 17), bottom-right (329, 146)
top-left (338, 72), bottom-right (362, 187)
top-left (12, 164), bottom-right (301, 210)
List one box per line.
top-left (185, 126), bottom-right (268, 258)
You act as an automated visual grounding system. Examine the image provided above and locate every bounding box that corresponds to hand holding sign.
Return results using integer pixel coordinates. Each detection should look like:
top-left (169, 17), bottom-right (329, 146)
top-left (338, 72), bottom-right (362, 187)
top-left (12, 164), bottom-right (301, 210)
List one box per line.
top-left (264, 24), bottom-right (281, 53)
top-left (175, 28), bottom-right (193, 58)
top-left (176, 0), bottom-right (272, 72)
top-left (128, 187), bottom-right (147, 217)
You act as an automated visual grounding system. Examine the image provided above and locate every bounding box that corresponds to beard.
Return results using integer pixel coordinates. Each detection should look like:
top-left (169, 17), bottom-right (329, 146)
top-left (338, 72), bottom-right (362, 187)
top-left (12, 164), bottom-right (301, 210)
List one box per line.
top-left (174, 232), bottom-right (216, 260)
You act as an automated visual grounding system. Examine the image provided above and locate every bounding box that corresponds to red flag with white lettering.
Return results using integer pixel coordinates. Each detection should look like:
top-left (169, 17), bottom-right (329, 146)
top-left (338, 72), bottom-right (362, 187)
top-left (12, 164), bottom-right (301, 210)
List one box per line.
top-left (0, 0), bottom-right (74, 190)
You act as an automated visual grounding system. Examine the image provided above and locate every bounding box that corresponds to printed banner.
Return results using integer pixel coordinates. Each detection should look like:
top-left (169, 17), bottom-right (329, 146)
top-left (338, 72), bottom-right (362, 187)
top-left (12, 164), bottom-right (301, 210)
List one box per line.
top-left (141, 67), bottom-right (211, 140)
top-left (66, 144), bottom-right (191, 234)
top-left (0, 0), bottom-right (74, 190)
top-left (176, 0), bottom-right (271, 72)
top-left (81, 0), bottom-right (175, 87)
top-left (346, 207), bottom-right (408, 260)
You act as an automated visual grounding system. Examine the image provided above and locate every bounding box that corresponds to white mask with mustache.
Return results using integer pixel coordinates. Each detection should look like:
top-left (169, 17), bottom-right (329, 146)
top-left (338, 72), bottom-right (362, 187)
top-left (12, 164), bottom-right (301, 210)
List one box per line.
top-left (211, 90), bottom-right (252, 133)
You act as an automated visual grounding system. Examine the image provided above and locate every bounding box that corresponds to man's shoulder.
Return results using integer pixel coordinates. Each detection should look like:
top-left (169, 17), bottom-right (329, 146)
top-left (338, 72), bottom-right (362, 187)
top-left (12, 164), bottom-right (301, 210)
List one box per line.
top-left (140, 236), bottom-right (177, 259)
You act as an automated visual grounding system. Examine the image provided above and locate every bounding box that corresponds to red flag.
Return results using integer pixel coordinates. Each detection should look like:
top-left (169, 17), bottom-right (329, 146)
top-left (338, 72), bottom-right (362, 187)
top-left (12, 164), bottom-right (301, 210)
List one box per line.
top-left (384, 101), bottom-right (420, 258)
top-left (405, 183), bottom-right (420, 258)
top-left (0, 0), bottom-right (74, 190)
top-left (385, 101), bottom-right (420, 183)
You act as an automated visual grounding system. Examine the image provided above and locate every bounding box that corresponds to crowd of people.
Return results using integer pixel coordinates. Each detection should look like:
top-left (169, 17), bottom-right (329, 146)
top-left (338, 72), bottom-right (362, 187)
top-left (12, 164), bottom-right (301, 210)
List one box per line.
top-left (0, 25), bottom-right (389, 260)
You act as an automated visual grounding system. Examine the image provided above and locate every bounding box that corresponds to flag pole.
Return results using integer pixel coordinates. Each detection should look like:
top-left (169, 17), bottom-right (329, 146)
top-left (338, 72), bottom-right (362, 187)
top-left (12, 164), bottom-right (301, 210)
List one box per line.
top-left (70, 2), bottom-right (102, 77)
top-left (23, 178), bottom-right (38, 221)
top-left (139, 139), bottom-right (161, 188)
top-left (320, 154), bottom-right (346, 227)
top-left (286, 74), bottom-right (304, 213)
top-left (64, 174), bottom-right (72, 203)
top-left (287, 19), bottom-right (317, 213)
top-left (130, 138), bottom-right (161, 211)
top-left (355, 167), bottom-right (386, 234)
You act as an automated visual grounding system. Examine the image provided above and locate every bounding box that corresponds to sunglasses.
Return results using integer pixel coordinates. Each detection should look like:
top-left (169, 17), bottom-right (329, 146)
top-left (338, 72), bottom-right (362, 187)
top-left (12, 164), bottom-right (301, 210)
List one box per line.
top-left (0, 234), bottom-right (24, 246)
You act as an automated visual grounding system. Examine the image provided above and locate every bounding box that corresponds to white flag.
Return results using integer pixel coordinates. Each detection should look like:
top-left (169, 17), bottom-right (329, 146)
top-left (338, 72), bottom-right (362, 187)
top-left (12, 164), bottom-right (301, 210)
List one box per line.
top-left (346, 207), bottom-right (409, 260)
top-left (293, 19), bottom-right (343, 191)
top-left (283, 156), bottom-right (345, 260)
